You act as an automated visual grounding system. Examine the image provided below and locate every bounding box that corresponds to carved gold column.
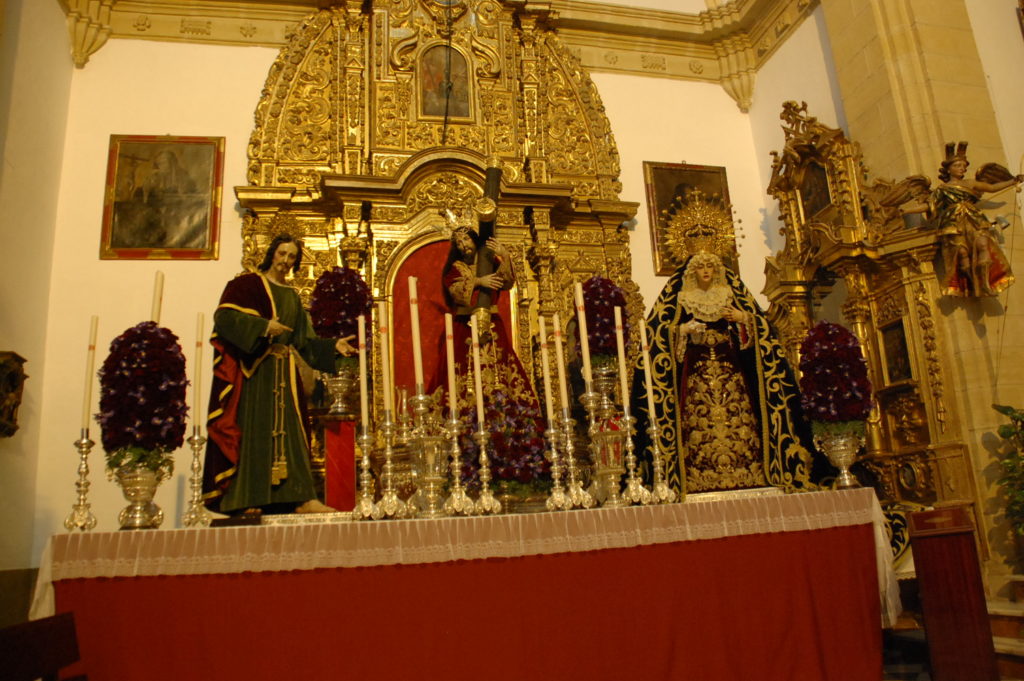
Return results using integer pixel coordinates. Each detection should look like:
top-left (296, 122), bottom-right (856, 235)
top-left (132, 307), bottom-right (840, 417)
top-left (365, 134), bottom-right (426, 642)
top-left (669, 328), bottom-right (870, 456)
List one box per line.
top-left (341, 0), bottom-right (367, 175)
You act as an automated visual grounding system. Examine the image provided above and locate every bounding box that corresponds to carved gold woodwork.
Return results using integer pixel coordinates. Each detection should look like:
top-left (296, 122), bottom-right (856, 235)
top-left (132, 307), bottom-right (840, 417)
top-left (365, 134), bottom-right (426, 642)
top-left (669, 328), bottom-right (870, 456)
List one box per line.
top-left (763, 101), bottom-right (977, 516)
top-left (71, 0), bottom-right (821, 111)
top-left (236, 3), bottom-right (639, 424)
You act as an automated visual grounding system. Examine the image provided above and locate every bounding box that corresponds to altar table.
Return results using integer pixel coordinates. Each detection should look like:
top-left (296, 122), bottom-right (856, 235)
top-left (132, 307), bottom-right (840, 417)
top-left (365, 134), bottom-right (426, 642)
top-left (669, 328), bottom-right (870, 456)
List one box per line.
top-left (32, 488), bottom-right (896, 681)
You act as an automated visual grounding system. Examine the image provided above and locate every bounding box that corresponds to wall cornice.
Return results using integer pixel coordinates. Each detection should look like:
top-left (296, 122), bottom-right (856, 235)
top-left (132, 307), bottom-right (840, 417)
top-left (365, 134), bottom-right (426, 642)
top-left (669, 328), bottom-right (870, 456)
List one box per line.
top-left (61, 0), bottom-right (819, 109)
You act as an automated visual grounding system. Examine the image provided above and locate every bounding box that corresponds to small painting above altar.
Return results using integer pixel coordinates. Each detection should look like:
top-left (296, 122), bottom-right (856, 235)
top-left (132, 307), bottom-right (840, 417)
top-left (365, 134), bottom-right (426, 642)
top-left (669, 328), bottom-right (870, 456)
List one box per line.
top-left (881, 320), bottom-right (913, 384)
top-left (100, 135), bottom-right (224, 260)
top-left (642, 161), bottom-right (735, 275)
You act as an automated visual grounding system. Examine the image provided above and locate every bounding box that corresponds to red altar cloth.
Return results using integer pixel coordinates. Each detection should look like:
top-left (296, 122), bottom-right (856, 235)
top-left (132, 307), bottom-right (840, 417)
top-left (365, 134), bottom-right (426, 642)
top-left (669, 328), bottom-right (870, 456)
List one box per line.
top-left (34, 489), bottom-right (891, 681)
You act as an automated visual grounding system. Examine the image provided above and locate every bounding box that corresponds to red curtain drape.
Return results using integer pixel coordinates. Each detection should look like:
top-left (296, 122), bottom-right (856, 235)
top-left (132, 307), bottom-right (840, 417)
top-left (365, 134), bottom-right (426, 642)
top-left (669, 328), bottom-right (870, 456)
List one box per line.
top-left (56, 524), bottom-right (881, 681)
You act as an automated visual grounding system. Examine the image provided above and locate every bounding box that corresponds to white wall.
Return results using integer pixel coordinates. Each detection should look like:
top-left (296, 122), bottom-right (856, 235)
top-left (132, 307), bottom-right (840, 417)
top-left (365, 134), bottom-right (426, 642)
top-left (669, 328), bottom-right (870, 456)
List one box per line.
top-left (0, 0), bottom-right (73, 571)
top-left (747, 6), bottom-right (845, 256)
top-left (29, 39), bottom-right (276, 561)
top-left (592, 72), bottom-right (771, 310)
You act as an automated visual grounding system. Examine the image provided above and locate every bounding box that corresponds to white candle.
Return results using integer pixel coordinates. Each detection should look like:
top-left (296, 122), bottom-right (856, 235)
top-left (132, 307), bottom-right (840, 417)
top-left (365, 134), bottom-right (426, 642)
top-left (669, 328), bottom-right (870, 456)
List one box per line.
top-left (445, 313), bottom-right (458, 419)
top-left (408, 276), bottom-right (425, 392)
top-left (470, 315), bottom-right (485, 426)
top-left (377, 301), bottom-right (393, 413)
top-left (552, 312), bottom-right (571, 416)
top-left (81, 315), bottom-right (99, 431)
top-left (151, 270), bottom-right (164, 324)
top-left (358, 315), bottom-right (369, 428)
top-left (614, 307), bottom-right (631, 418)
top-left (538, 316), bottom-right (555, 427)
top-left (193, 313), bottom-right (204, 425)
top-left (640, 321), bottom-right (657, 422)
top-left (574, 282), bottom-right (593, 387)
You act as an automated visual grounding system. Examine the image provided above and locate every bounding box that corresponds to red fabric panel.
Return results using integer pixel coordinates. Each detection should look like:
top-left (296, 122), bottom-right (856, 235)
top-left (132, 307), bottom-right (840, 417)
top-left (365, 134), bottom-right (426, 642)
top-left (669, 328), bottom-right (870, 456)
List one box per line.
top-left (324, 421), bottom-right (356, 511)
top-left (55, 524), bottom-right (880, 681)
top-left (392, 241), bottom-right (512, 397)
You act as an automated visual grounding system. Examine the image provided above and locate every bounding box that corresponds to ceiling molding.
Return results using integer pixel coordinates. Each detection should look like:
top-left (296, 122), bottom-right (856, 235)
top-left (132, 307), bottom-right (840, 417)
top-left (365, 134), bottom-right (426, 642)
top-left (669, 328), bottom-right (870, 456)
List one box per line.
top-left (63, 0), bottom-right (820, 108)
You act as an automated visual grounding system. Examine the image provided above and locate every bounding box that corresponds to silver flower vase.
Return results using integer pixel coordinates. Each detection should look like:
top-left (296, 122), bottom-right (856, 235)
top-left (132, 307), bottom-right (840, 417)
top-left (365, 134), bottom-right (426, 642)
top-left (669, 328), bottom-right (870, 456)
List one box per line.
top-left (326, 365), bottom-right (358, 416)
top-left (114, 464), bottom-right (168, 529)
top-left (814, 426), bottom-right (864, 490)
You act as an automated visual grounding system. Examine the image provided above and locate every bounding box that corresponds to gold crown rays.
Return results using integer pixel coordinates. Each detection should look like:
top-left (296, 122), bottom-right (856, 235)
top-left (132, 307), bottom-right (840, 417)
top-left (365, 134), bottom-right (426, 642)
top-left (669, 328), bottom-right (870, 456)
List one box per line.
top-left (660, 188), bottom-right (739, 265)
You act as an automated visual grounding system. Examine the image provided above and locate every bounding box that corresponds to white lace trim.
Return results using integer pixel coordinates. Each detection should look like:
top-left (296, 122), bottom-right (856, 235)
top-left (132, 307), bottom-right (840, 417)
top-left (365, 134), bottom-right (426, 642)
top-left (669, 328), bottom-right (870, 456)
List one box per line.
top-left (32, 488), bottom-right (898, 624)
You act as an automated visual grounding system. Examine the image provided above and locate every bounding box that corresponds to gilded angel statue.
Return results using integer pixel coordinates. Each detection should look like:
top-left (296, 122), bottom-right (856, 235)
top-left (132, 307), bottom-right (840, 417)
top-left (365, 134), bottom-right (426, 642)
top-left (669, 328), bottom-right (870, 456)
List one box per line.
top-left (902, 142), bottom-right (1023, 297)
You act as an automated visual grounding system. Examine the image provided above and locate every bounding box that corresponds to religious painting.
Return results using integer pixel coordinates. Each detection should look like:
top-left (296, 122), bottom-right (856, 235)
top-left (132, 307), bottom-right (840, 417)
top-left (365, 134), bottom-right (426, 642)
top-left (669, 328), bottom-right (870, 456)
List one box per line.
top-left (643, 161), bottom-right (735, 275)
top-left (881, 320), bottom-right (913, 384)
top-left (100, 135), bottom-right (224, 260)
top-left (798, 161), bottom-right (832, 220)
top-left (419, 45), bottom-right (471, 119)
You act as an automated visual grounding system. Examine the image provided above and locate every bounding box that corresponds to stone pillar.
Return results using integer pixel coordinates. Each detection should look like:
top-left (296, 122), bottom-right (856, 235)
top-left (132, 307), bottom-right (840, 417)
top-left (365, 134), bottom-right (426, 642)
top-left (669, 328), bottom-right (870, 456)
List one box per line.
top-left (820, 0), bottom-right (1006, 179)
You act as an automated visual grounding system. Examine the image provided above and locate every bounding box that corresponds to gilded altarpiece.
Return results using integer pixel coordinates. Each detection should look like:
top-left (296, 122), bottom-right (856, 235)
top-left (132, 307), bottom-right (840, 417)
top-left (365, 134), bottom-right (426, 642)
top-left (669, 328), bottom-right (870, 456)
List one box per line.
top-left (233, 1), bottom-right (641, 423)
top-left (764, 102), bottom-right (978, 530)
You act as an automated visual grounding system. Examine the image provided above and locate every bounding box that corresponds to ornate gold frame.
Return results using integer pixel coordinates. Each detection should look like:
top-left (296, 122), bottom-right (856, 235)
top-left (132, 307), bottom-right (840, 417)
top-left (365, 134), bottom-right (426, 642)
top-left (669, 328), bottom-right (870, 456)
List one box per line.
top-left (99, 135), bottom-right (224, 260)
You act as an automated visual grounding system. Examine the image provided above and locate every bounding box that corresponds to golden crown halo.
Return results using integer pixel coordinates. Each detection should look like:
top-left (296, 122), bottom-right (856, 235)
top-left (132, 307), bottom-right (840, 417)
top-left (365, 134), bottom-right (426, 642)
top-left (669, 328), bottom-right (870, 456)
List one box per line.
top-left (661, 187), bottom-right (738, 264)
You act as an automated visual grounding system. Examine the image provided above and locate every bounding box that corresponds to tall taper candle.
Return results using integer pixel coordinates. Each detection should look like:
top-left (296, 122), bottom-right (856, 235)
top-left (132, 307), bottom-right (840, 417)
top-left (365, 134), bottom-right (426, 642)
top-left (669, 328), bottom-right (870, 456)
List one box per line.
top-left (445, 313), bottom-right (458, 418)
top-left (613, 307), bottom-right (630, 418)
top-left (408, 276), bottom-right (425, 391)
top-left (81, 315), bottom-right (99, 431)
top-left (640, 322), bottom-right (657, 421)
top-left (193, 313), bottom-right (204, 423)
top-left (538, 316), bottom-right (555, 426)
top-left (470, 315), bottom-right (485, 426)
top-left (151, 270), bottom-right (164, 324)
top-left (358, 315), bottom-right (369, 427)
top-left (377, 301), bottom-right (393, 413)
top-left (552, 313), bottom-right (570, 415)
top-left (574, 282), bottom-right (593, 386)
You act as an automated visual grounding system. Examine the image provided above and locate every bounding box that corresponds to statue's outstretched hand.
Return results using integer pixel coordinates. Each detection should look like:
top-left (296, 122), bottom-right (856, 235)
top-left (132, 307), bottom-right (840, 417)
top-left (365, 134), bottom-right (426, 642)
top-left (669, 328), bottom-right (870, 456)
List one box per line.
top-left (335, 335), bottom-right (356, 356)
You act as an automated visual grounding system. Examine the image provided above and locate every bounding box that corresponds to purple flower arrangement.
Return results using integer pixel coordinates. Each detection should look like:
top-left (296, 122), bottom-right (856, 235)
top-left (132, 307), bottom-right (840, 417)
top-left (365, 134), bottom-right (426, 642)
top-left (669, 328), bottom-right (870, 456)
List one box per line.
top-left (97, 321), bottom-right (188, 471)
top-left (310, 266), bottom-right (372, 340)
top-left (798, 321), bottom-right (872, 432)
top-left (581, 275), bottom-right (629, 360)
top-left (457, 390), bottom-right (551, 492)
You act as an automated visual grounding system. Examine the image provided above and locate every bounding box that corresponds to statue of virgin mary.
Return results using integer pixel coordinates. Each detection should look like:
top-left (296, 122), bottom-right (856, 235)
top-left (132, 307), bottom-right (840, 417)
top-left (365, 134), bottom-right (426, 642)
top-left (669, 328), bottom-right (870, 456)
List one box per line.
top-left (632, 251), bottom-right (829, 496)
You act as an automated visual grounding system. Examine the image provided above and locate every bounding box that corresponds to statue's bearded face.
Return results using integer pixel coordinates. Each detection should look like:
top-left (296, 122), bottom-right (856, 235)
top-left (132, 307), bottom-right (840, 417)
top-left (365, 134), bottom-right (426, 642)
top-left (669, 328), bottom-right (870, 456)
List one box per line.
top-left (453, 229), bottom-right (476, 257)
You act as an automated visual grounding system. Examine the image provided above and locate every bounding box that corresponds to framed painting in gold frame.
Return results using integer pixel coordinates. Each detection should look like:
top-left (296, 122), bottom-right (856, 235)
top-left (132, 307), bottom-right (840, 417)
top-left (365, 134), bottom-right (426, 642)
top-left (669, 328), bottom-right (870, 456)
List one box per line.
top-left (100, 135), bottom-right (224, 260)
top-left (642, 161), bottom-right (734, 275)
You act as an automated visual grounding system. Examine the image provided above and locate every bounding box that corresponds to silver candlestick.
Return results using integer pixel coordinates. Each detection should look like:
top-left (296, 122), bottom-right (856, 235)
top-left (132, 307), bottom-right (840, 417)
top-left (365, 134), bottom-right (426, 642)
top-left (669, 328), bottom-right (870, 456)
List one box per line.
top-left (443, 417), bottom-right (474, 516)
top-left (472, 428), bottom-right (502, 515)
top-left (181, 426), bottom-right (213, 527)
top-left (559, 412), bottom-right (594, 509)
top-left (647, 424), bottom-right (678, 504)
top-left (375, 410), bottom-right (409, 519)
top-left (411, 392), bottom-right (446, 519)
top-left (544, 426), bottom-right (571, 511)
top-left (352, 427), bottom-right (378, 520)
top-left (64, 429), bottom-right (98, 531)
top-left (619, 415), bottom-right (652, 505)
